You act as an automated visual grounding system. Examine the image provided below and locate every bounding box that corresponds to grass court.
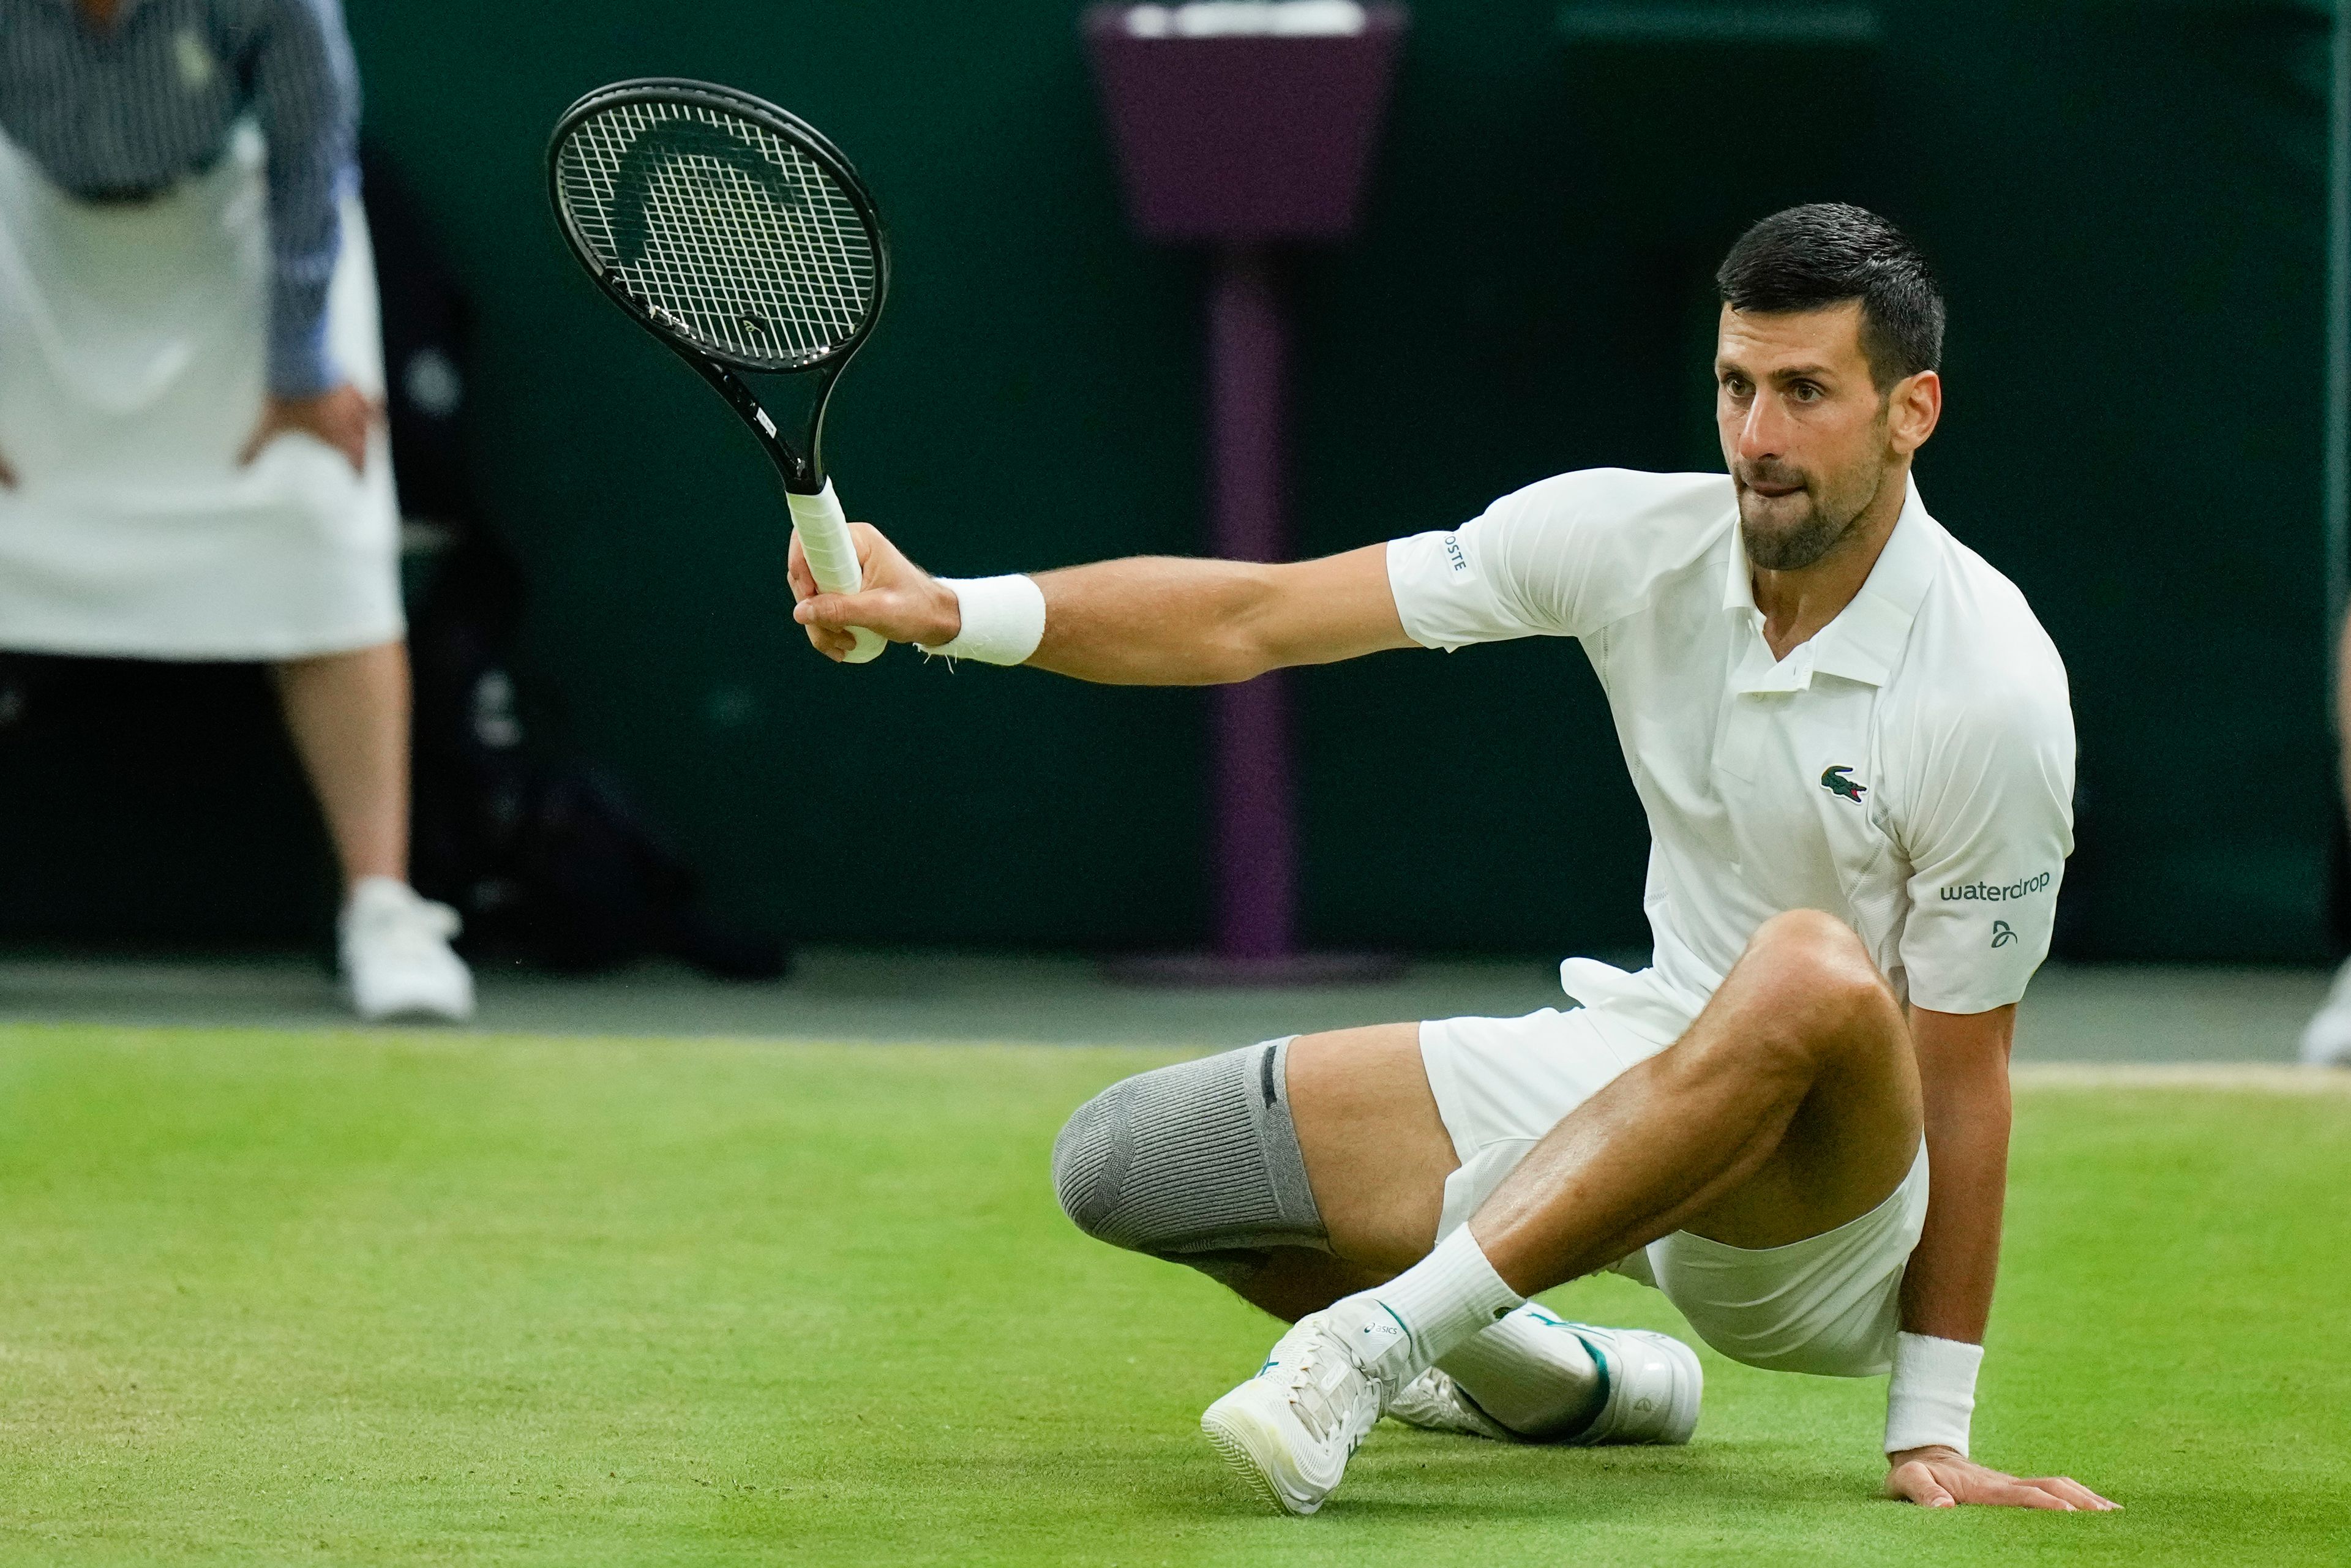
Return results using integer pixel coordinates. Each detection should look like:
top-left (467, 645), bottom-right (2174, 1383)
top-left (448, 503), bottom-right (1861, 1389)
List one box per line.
top-left (0, 1024), bottom-right (2344, 1565)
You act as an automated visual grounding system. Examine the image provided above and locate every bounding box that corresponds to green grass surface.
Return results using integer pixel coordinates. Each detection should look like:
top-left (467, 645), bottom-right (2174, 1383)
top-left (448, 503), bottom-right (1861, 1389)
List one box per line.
top-left (0, 1026), bottom-right (2344, 1565)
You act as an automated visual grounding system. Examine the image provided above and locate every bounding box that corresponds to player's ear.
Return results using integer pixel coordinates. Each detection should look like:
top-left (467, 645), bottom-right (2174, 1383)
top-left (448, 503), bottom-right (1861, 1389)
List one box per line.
top-left (1888, 369), bottom-right (1941, 455)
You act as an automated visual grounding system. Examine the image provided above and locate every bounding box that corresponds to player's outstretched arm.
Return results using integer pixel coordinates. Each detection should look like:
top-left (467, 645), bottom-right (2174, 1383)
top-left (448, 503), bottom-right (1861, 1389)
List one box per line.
top-left (1884, 1004), bottom-right (2117, 1512)
top-left (789, 523), bottom-right (1414, 681)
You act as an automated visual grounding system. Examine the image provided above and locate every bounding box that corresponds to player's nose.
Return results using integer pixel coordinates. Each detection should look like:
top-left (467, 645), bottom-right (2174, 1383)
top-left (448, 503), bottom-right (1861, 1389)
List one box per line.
top-left (1733, 400), bottom-right (1788, 462)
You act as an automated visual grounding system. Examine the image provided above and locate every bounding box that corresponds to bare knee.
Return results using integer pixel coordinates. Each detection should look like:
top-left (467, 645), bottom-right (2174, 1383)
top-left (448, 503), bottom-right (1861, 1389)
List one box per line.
top-left (1729, 911), bottom-right (1902, 1060)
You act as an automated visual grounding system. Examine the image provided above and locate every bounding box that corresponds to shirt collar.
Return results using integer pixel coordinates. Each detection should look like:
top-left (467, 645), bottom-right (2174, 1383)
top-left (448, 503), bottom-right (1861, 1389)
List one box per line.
top-left (1722, 472), bottom-right (1944, 693)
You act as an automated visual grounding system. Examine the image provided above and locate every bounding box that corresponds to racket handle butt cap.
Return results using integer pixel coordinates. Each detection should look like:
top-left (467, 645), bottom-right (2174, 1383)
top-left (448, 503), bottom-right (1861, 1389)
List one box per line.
top-left (786, 481), bottom-right (884, 664)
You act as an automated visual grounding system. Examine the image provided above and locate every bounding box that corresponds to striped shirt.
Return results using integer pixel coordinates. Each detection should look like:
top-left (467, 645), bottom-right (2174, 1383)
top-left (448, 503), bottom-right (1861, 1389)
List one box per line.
top-left (0, 0), bottom-right (359, 397)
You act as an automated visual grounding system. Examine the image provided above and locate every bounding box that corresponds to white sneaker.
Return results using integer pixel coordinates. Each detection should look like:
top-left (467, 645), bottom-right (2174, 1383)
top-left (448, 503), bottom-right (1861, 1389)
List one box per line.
top-left (339, 876), bottom-right (475, 1023)
top-left (1389, 1307), bottom-right (1702, 1446)
top-left (2300, 958), bottom-right (2351, 1067)
top-left (1200, 1310), bottom-right (1387, 1515)
top-left (1386, 1365), bottom-right (1516, 1440)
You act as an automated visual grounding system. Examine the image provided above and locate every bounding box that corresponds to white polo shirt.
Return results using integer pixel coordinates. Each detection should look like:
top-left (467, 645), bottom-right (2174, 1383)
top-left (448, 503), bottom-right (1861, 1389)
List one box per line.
top-left (1388, 467), bottom-right (2075, 1038)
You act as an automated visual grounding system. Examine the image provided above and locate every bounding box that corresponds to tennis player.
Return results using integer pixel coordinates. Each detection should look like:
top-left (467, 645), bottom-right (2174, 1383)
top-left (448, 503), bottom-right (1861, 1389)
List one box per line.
top-left (791, 203), bottom-right (2112, 1517)
top-left (0, 0), bottom-right (471, 1019)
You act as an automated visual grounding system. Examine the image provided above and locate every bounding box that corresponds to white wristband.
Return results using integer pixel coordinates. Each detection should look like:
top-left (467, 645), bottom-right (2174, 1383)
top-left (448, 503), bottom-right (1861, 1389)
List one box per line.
top-left (1884, 1332), bottom-right (1984, 1457)
top-left (917, 575), bottom-right (1045, 666)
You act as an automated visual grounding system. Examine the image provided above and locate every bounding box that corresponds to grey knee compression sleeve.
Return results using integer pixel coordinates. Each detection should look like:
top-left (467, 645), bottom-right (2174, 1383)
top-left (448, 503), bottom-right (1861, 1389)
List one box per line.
top-left (1051, 1037), bottom-right (1325, 1282)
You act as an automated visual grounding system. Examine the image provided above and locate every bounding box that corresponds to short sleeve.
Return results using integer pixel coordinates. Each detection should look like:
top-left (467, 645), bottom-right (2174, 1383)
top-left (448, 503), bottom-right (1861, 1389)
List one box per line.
top-left (1387, 469), bottom-right (1722, 651)
top-left (1895, 684), bottom-right (2077, 1014)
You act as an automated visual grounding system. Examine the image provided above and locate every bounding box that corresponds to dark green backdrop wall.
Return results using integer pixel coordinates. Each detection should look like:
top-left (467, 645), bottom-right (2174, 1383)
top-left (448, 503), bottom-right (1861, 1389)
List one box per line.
top-left (1, 0), bottom-right (2336, 959)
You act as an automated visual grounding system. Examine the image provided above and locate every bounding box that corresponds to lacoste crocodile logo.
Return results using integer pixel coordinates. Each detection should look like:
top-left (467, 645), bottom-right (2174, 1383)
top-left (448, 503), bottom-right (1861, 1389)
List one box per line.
top-left (1820, 765), bottom-right (1867, 803)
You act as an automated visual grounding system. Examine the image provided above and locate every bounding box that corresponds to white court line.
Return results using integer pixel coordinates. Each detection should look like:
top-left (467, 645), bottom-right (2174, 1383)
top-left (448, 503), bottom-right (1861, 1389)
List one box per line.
top-left (2013, 1063), bottom-right (2351, 1094)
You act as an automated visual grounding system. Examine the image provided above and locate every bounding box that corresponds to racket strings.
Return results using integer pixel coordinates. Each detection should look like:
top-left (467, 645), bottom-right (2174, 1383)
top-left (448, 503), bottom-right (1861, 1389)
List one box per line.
top-left (556, 100), bottom-right (877, 368)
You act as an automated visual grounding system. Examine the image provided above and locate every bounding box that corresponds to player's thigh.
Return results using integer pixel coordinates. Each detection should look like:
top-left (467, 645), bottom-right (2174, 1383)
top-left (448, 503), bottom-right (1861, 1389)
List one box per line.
top-left (1285, 1023), bottom-right (1458, 1273)
top-left (1679, 914), bottom-right (1923, 1250)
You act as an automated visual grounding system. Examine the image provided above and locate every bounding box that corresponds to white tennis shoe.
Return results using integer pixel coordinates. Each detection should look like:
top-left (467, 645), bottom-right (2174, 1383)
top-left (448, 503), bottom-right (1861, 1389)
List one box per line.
top-left (1200, 1310), bottom-right (1388, 1515)
top-left (1385, 1364), bottom-right (1516, 1440)
top-left (339, 876), bottom-right (475, 1023)
top-left (2300, 957), bottom-right (2351, 1067)
top-left (1389, 1306), bottom-right (1703, 1446)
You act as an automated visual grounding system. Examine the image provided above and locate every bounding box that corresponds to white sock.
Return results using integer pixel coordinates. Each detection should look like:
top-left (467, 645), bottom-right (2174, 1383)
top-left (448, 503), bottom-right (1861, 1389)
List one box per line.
top-left (1436, 1303), bottom-right (1605, 1437)
top-left (1328, 1226), bottom-right (1523, 1389)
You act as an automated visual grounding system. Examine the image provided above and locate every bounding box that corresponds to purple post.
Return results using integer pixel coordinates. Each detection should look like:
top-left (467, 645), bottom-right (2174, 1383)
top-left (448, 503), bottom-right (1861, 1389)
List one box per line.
top-left (1086, 4), bottom-right (1408, 979)
top-left (1083, 7), bottom-right (1411, 245)
top-left (1207, 247), bottom-right (1293, 957)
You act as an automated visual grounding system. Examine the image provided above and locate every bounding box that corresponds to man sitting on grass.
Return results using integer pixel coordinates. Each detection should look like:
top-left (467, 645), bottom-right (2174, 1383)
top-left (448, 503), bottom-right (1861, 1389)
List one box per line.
top-left (789, 203), bottom-right (2115, 1517)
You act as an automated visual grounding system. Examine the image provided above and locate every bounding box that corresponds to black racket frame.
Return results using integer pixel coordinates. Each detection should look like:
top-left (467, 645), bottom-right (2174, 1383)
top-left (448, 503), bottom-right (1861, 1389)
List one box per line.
top-left (547, 77), bottom-right (891, 496)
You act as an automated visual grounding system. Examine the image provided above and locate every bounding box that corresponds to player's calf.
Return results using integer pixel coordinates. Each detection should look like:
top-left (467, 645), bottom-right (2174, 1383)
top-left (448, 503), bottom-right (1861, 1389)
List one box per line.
top-left (1636, 910), bottom-right (1920, 1256)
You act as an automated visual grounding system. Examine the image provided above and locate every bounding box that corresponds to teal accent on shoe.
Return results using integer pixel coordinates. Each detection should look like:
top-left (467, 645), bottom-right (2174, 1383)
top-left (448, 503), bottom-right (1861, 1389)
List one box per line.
top-left (1453, 1321), bottom-right (1614, 1444)
top-left (1554, 1328), bottom-right (1613, 1444)
top-left (1379, 1301), bottom-right (1416, 1356)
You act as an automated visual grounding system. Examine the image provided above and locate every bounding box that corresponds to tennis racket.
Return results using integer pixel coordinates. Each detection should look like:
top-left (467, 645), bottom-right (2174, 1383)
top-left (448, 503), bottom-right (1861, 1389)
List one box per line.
top-left (547, 78), bottom-right (891, 662)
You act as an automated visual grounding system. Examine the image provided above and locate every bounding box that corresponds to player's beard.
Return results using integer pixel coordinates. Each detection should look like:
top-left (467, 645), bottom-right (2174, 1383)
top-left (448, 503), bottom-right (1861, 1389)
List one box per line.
top-left (1734, 451), bottom-right (1890, 572)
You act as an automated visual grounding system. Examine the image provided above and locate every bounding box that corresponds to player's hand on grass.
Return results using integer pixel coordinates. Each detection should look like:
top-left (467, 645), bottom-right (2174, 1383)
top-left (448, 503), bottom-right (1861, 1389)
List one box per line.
top-left (1885, 1446), bottom-right (2117, 1511)
top-left (788, 522), bottom-right (961, 661)
top-left (239, 383), bottom-right (378, 475)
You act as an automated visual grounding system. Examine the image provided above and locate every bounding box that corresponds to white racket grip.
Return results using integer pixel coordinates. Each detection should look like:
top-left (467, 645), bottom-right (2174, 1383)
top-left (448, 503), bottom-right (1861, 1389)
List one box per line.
top-left (786, 481), bottom-right (885, 664)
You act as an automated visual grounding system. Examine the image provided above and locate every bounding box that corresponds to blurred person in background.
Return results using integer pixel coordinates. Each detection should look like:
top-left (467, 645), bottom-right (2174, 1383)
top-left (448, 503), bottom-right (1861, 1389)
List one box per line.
top-left (0, 0), bottom-right (472, 1020)
top-left (2306, 620), bottom-right (2351, 1065)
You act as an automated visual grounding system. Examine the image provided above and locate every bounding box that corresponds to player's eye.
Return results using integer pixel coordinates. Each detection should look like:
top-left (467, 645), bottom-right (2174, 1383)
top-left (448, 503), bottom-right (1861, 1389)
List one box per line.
top-left (1720, 374), bottom-right (1750, 397)
top-left (1790, 381), bottom-right (1822, 403)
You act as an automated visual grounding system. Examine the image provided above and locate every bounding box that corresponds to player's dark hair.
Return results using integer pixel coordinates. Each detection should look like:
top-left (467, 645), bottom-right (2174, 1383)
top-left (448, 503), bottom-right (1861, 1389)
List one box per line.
top-left (1715, 203), bottom-right (1944, 391)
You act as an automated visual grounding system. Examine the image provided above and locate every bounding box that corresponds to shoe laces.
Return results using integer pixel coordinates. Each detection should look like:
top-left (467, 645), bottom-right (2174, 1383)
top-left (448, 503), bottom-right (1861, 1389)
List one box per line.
top-left (1275, 1327), bottom-right (1377, 1452)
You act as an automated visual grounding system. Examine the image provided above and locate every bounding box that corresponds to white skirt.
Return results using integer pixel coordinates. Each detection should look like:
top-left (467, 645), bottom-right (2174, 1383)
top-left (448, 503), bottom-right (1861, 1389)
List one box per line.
top-left (0, 122), bottom-right (403, 661)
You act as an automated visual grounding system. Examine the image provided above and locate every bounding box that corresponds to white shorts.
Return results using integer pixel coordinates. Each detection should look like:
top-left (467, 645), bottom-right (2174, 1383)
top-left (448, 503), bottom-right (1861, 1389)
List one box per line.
top-left (1421, 1005), bottom-right (1930, 1378)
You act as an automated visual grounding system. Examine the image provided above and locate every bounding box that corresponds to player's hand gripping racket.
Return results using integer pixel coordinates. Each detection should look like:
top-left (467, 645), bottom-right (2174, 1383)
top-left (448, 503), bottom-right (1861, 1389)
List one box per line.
top-left (548, 78), bottom-right (890, 662)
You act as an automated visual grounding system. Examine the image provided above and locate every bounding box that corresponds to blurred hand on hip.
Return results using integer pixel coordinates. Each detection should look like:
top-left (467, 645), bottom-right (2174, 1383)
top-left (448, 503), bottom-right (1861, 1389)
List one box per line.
top-left (239, 383), bottom-right (379, 475)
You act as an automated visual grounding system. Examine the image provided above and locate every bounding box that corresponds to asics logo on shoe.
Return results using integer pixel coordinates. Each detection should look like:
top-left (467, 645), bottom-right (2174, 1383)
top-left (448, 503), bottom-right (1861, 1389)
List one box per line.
top-left (1354, 1308), bottom-right (1410, 1360)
